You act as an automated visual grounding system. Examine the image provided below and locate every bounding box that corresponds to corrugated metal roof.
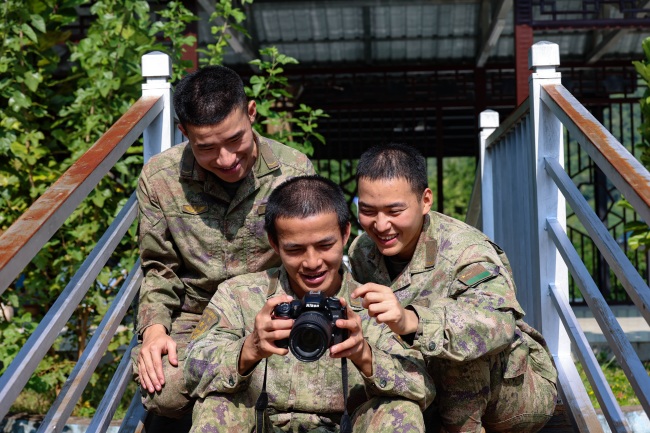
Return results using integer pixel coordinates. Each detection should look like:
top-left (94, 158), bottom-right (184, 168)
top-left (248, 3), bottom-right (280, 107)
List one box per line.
top-left (212, 0), bottom-right (650, 67)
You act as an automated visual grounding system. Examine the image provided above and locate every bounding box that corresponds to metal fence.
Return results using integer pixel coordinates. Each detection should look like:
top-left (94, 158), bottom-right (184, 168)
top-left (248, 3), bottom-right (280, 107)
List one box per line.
top-left (0, 51), bottom-right (174, 433)
top-left (469, 41), bottom-right (650, 433)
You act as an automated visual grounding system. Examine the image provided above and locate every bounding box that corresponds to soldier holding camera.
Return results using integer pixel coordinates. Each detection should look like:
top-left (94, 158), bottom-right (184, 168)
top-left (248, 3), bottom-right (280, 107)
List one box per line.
top-left (184, 176), bottom-right (433, 433)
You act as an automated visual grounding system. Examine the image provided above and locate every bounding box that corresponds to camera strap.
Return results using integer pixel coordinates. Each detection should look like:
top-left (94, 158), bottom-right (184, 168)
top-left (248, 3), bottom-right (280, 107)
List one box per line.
top-left (255, 359), bottom-right (269, 433)
top-left (254, 358), bottom-right (352, 433)
top-left (340, 357), bottom-right (352, 433)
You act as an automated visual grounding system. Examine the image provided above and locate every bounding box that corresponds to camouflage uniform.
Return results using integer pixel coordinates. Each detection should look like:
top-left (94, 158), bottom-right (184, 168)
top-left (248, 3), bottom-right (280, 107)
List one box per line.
top-left (348, 211), bottom-right (558, 433)
top-left (132, 132), bottom-right (315, 417)
top-left (184, 267), bottom-right (434, 433)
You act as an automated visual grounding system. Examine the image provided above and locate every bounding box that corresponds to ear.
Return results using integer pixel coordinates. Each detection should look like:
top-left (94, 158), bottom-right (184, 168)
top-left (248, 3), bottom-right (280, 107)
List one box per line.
top-left (267, 232), bottom-right (280, 254)
top-left (342, 222), bottom-right (351, 246)
top-left (421, 188), bottom-right (433, 215)
top-left (178, 124), bottom-right (187, 139)
top-left (247, 100), bottom-right (257, 122)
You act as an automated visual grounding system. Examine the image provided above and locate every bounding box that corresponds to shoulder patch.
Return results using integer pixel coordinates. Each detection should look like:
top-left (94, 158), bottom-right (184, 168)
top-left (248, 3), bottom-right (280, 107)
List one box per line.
top-left (191, 309), bottom-right (220, 339)
top-left (458, 263), bottom-right (498, 287)
top-left (182, 204), bottom-right (208, 215)
top-left (259, 140), bottom-right (280, 169)
top-left (425, 240), bottom-right (438, 268)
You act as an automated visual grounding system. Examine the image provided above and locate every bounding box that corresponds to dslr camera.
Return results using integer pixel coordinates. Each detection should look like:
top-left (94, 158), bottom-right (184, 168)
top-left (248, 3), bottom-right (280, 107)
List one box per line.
top-left (273, 291), bottom-right (348, 362)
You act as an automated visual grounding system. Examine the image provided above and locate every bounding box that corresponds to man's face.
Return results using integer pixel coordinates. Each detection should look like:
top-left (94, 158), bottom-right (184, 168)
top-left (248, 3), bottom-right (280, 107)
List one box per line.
top-left (180, 100), bottom-right (258, 183)
top-left (270, 212), bottom-right (350, 299)
top-left (357, 177), bottom-right (432, 261)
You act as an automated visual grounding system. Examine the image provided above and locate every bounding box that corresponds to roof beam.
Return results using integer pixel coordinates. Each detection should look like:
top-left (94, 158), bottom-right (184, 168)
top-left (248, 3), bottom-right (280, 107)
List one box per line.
top-left (476, 0), bottom-right (513, 68)
top-left (586, 30), bottom-right (627, 64)
top-left (586, 0), bottom-right (650, 64)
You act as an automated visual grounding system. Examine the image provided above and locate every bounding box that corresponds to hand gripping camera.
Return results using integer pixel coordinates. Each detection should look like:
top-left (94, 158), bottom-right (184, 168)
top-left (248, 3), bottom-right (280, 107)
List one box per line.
top-left (273, 291), bottom-right (348, 362)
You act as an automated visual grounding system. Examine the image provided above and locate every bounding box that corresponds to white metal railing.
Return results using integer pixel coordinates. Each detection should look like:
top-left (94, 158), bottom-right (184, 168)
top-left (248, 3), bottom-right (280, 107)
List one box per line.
top-left (470, 41), bottom-right (650, 433)
top-left (0, 52), bottom-right (174, 433)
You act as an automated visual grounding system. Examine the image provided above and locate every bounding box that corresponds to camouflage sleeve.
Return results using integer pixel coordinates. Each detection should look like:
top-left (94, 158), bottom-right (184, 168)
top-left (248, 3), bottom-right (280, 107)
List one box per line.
top-left (184, 284), bottom-right (255, 399)
top-left (411, 243), bottom-right (518, 362)
top-left (347, 235), bottom-right (374, 283)
top-left (359, 320), bottom-right (435, 410)
top-left (136, 171), bottom-right (184, 335)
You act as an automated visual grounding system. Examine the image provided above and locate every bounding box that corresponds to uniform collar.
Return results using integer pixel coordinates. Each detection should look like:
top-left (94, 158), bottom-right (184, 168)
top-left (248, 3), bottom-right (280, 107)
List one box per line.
top-left (407, 213), bottom-right (437, 274)
top-left (179, 131), bottom-right (282, 206)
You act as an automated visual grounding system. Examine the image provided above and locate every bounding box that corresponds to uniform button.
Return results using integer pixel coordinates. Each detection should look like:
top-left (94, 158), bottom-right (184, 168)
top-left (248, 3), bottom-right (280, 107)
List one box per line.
top-left (379, 379), bottom-right (387, 388)
top-left (428, 342), bottom-right (436, 351)
top-left (228, 377), bottom-right (235, 386)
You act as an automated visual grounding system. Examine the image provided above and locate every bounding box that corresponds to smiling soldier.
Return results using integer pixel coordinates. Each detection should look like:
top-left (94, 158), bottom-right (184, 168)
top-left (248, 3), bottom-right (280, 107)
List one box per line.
top-left (348, 143), bottom-right (557, 433)
top-left (132, 65), bottom-right (315, 420)
top-left (184, 176), bottom-right (433, 433)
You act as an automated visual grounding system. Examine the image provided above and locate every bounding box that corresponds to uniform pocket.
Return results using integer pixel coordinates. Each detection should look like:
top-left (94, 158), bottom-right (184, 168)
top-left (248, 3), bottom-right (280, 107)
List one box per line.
top-left (503, 334), bottom-right (528, 379)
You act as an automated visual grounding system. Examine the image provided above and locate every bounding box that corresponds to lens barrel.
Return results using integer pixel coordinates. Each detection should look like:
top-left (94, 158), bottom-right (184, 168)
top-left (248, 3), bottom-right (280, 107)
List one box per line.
top-left (289, 311), bottom-right (332, 362)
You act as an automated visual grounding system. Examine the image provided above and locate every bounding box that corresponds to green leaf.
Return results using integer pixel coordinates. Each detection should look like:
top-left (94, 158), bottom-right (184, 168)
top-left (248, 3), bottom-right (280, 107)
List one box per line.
top-left (30, 14), bottom-right (47, 33)
top-left (23, 72), bottom-right (42, 92)
top-left (21, 23), bottom-right (38, 43)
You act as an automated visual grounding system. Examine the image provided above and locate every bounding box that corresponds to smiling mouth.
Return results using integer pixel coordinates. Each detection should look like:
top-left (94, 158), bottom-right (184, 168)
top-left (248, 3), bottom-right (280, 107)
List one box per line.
top-left (301, 270), bottom-right (327, 283)
top-left (376, 233), bottom-right (398, 242)
top-left (217, 160), bottom-right (240, 172)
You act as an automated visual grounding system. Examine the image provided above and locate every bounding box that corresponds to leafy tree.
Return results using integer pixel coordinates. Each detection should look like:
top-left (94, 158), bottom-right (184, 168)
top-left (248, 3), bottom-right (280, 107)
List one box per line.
top-left (199, 3), bottom-right (328, 157)
top-left (627, 36), bottom-right (650, 250)
top-left (0, 0), bottom-right (326, 417)
top-left (246, 46), bottom-right (328, 157)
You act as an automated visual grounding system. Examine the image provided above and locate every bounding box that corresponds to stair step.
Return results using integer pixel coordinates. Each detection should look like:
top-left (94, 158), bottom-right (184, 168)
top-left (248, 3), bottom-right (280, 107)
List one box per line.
top-left (539, 404), bottom-right (578, 433)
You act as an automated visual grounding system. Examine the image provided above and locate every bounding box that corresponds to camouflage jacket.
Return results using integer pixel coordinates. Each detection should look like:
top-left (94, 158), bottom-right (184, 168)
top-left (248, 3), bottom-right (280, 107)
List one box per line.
top-left (184, 267), bottom-right (434, 413)
top-left (349, 211), bottom-right (530, 363)
top-left (136, 133), bottom-right (315, 335)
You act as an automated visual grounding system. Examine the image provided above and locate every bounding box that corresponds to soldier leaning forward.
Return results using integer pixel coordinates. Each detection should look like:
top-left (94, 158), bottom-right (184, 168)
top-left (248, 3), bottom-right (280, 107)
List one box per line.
top-left (349, 143), bottom-right (557, 433)
top-left (132, 65), bottom-right (315, 418)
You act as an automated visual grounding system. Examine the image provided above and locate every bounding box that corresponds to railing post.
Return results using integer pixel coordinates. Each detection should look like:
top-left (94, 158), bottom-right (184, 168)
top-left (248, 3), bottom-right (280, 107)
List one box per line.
top-left (479, 110), bottom-right (499, 239)
top-left (528, 41), bottom-right (567, 338)
top-left (142, 51), bottom-right (173, 163)
top-left (529, 41), bottom-right (599, 429)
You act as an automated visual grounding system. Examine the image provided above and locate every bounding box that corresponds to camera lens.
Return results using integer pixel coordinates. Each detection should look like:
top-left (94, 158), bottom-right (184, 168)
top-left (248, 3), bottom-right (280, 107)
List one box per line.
top-left (289, 311), bottom-right (331, 362)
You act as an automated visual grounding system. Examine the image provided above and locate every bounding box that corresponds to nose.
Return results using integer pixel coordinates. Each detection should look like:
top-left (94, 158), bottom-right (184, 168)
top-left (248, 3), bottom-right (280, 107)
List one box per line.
top-left (375, 213), bottom-right (391, 232)
top-left (215, 146), bottom-right (236, 168)
top-left (302, 248), bottom-right (323, 270)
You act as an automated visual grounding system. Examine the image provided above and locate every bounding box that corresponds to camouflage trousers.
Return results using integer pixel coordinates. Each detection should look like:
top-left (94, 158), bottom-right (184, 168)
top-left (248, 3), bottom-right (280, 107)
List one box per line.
top-left (428, 336), bottom-right (557, 433)
top-left (131, 312), bottom-right (201, 419)
top-left (190, 391), bottom-right (426, 433)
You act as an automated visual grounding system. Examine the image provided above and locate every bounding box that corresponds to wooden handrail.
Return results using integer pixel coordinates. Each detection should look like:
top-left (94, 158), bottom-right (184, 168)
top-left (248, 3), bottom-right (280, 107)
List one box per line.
top-left (541, 83), bottom-right (650, 223)
top-left (0, 95), bottom-right (163, 296)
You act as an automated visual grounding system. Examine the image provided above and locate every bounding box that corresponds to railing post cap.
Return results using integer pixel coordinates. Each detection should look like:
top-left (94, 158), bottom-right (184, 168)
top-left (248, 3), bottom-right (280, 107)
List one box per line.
top-left (142, 51), bottom-right (172, 78)
top-left (479, 110), bottom-right (499, 129)
top-left (528, 41), bottom-right (560, 70)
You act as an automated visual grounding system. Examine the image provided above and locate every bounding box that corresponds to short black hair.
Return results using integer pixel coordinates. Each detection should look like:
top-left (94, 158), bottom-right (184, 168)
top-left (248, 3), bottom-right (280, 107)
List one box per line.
top-left (356, 143), bottom-right (428, 195)
top-left (265, 175), bottom-right (350, 244)
top-left (173, 65), bottom-right (248, 127)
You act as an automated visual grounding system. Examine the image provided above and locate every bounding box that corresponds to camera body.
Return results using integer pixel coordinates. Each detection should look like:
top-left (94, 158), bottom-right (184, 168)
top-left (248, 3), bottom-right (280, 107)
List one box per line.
top-left (273, 291), bottom-right (347, 362)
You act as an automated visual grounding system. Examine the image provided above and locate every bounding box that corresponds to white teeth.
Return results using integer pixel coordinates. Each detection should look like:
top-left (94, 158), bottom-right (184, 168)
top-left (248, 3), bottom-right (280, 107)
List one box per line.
top-left (378, 234), bottom-right (397, 241)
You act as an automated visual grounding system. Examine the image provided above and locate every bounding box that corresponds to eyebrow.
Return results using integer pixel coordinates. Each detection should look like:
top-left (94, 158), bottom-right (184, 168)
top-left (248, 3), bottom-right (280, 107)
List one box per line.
top-left (282, 235), bottom-right (338, 249)
top-left (194, 130), bottom-right (245, 149)
top-left (226, 130), bottom-right (245, 141)
top-left (358, 201), bottom-right (407, 208)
